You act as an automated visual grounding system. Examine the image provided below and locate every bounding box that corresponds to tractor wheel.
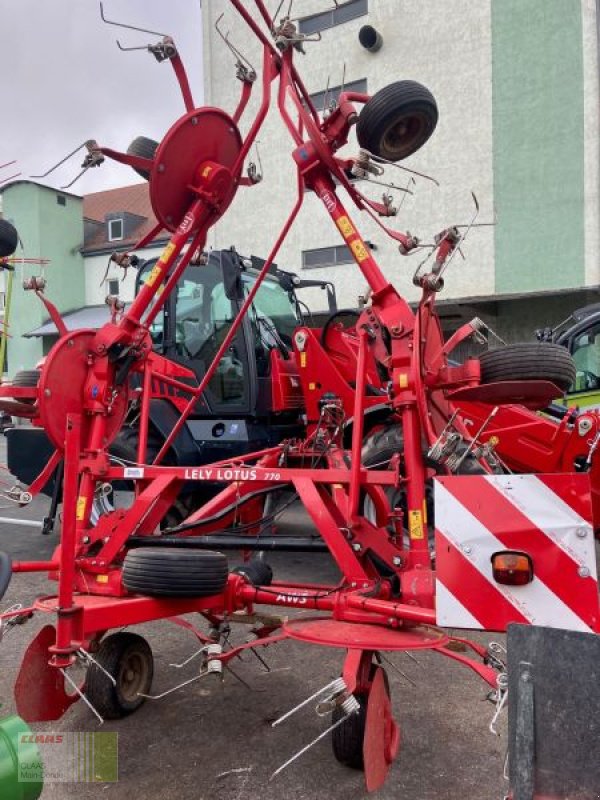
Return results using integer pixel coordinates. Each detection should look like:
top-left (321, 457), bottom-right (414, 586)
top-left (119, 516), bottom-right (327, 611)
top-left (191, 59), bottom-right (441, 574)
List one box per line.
top-left (361, 423), bottom-right (490, 540)
top-left (479, 343), bottom-right (575, 393)
top-left (126, 136), bottom-right (159, 180)
top-left (0, 219), bottom-right (18, 258)
top-left (122, 548), bottom-right (228, 597)
top-left (356, 81), bottom-right (438, 162)
top-left (85, 632), bottom-right (153, 719)
top-left (93, 425), bottom-right (192, 529)
top-left (332, 694), bottom-right (368, 769)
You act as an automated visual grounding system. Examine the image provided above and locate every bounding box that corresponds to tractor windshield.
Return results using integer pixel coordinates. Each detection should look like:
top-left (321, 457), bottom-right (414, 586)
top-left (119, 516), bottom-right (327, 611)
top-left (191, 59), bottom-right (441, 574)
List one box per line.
top-left (242, 272), bottom-right (301, 348)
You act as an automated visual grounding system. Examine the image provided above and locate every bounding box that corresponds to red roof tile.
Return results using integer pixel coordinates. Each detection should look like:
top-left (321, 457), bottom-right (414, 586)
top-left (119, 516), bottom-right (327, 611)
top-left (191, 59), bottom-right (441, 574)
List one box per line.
top-left (82, 182), bottom-right (165, 253)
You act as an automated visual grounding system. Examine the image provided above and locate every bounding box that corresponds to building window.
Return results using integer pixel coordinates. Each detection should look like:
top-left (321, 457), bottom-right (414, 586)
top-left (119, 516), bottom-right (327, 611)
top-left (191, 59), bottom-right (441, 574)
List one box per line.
top-left (302, 244), bottom-right (354, 270)
top-left (108, 219), bottom-right (123, 241)
top-left (108, 279), bottom-right (120, 296)
top-left (310, 78), bottom-right (367, 112)
top-left (299, 0), bottom-right (368, 35)
top-left (56, 194), bottom-right (66, 206)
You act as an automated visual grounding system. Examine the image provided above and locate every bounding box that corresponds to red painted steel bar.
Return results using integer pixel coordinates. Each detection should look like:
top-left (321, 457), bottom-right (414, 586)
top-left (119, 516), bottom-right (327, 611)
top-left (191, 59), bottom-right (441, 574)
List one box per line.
top-left (154, 170), bottom-right (306, 464)
top-left (348, 328), bottom-right (368, 522)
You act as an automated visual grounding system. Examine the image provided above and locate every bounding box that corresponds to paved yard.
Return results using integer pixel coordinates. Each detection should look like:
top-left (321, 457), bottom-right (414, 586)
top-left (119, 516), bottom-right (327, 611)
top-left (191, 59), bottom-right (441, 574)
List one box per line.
top-left (0, 438), bottom-right (509, 799)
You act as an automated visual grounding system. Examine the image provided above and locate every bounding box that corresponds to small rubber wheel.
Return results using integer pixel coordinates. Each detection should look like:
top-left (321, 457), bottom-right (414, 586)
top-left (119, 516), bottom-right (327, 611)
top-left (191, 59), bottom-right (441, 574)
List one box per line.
top-left (11, 369), bottom-right (40, 405)
top-left (126, 136), bottom-right (159, 180)
top-left (479, 343), bottom-right (576, 393)
top-left (122, 547), bottom-right (228, 597)
top-left (11, 369), bottom-right (40, 387)
top-left (332, 694), bottom-right (368, 769)
top-left (85, 632), bottom-right (153, 719)
top-left (0, 219), bottom-right (18, 258)
top-left (356, 81), bottom-right (438, 161)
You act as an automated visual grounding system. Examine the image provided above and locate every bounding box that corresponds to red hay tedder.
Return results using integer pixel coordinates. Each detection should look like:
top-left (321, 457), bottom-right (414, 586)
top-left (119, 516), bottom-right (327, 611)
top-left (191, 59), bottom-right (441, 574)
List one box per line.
top-left (0, 2), bottom-right (598, 796)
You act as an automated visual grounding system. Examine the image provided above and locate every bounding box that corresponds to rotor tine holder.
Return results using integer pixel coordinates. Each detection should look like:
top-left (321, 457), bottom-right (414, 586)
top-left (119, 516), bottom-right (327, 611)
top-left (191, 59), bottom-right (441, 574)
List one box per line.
top-left (271, 676), bottom-right (350, 727)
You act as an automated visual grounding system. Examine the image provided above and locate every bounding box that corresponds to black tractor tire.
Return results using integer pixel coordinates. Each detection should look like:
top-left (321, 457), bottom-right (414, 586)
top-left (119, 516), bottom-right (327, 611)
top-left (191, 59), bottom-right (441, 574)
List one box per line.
top-left (0, 219), bottom-right (18, 258)
top-left (122, 547), bottom-right (228, 597)
top-left (332, 694), bottom-right (368, 769)
top-left (361, 423), bottom-right (492, 538)
top-left (479, 343), bottom-right (576, 393)
top-left (11, 369), bottom-right (41, 387)
top-left (99, 425), bottom-right (192, 529)
top-left (356, 81), bottom-right (438, 162)
top-left (85, 632), bottom-right (153, 719)
top-left (126, 136), bottom-right (159, 180)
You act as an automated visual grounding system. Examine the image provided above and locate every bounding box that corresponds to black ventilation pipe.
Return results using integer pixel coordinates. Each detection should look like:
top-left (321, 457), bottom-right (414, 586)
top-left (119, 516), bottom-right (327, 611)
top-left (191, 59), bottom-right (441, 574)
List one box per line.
top-left (359, 24), bottom-right (383, 53)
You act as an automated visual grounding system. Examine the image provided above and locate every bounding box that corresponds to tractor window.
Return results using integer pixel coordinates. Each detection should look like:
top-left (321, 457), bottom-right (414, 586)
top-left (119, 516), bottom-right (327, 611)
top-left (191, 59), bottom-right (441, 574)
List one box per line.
top-left (137, 260), bottom-right (165, 349)
top-left (571, 324), bottom-right (600, 391)
top-left (175, 266), bottom-right (245, 405)
top-left (242, 274), bottom-right (301, 376)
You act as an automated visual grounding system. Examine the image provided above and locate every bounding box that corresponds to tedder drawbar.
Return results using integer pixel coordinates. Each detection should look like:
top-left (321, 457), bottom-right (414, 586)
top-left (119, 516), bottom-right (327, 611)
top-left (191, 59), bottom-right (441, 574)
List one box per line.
top-left (0, 2), bottom-right (598, 795)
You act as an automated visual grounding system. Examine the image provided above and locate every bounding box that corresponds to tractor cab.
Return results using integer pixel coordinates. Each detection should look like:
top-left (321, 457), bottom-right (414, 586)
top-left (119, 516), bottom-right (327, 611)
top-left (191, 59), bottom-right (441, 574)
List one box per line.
top-left (135, 248), bottom-right (336, 419)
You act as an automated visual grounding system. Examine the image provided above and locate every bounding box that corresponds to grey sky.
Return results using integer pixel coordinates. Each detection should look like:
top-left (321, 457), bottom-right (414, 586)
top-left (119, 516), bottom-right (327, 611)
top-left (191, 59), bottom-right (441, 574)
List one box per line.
top-left (1, 0), bottom-right (204, 195)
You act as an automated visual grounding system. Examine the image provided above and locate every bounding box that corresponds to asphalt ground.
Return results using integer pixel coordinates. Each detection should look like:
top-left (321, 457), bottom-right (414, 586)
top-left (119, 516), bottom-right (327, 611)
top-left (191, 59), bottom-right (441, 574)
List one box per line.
top-left (0, 438), bottom-right (511, 799)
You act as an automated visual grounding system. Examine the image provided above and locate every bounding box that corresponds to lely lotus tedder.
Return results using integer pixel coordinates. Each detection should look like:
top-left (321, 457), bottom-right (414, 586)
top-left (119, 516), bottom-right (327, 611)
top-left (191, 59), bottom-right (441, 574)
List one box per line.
top-left (0, 2), bottom-right (598, 796)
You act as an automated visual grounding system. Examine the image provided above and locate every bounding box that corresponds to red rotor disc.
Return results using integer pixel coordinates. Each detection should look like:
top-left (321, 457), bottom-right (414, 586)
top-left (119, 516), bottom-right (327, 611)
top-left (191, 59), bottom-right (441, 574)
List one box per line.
top-left (149, 107), bottom-right (243, 232)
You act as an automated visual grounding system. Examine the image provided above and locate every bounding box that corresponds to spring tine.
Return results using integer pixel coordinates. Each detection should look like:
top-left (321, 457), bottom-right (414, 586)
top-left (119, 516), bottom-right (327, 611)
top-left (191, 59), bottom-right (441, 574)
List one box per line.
top-left (379, 653), bottom-right (417, 687)
top-left (271, 714), bottom-right (350, 780)
top-left (249, 646), bottom-right (271, 672)
top-left (138, 671), bottom-right (208, 700)
top-left (60, 668), bottom-right (104, 725)
top-left (31, 142), bottom-right (86, 179)
top-left (99, 2), bottom-right (167, 38)
top-left (402, 650), bottom-right (424, 668)
top-left (77, 648), bottom-right (116, 686)
top-left (271, 677), bottom-right (345, 727)
top-left (169, 645), bottom-right (208, 669)
top-left (60, 166), bottom-right (89, 190)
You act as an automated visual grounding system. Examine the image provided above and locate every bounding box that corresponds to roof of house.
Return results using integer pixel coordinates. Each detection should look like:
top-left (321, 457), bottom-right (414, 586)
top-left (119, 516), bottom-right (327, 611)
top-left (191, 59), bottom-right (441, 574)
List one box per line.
top-left (25, 304), bottom-right (132, 338)
top-left (82, 182), bottom-right (166, 254)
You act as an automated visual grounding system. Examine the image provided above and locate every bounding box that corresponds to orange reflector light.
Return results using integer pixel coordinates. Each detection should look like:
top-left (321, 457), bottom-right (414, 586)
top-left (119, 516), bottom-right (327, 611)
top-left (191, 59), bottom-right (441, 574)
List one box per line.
top-left (491, 551), bottom-right (533, 586)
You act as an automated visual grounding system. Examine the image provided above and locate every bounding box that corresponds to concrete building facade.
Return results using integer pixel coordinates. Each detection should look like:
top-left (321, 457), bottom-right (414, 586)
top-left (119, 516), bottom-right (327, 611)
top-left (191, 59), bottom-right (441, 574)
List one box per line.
top-left (201, 0), bottom-right (600, 342)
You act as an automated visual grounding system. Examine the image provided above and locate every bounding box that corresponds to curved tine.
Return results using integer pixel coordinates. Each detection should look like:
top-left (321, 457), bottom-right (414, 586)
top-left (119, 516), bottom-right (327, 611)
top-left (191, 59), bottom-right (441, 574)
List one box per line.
top-left (31, 143), bottom-right (85, 179)
top-left (99, 1), bottom-right (167, 37)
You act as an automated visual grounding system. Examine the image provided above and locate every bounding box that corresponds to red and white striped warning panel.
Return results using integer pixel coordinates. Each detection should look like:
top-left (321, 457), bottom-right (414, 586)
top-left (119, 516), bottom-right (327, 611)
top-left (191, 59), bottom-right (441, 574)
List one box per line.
top-left (434, 474), bottom-right (599, 633)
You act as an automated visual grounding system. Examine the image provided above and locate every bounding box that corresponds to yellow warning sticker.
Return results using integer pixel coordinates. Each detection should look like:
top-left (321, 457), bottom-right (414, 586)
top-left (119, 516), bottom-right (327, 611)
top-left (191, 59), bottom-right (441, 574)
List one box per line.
top-left (300, 352), bottom-right (307, 368)
top-left (96, 575), bottom-right (109, 584)
top-left (336, 215), bottom-right (355, 238)
top-left (76, 496), bottom-right (86, 521)
top-left (398, 373), bottom-right (409, 389)
top-left (350, 238), bottom-right (369, 262)
top-left (145, 264), bottom-right (163, 287)
top-left (157, 241), bottom-right (176, 266)
top-left (409, 509), bottom-right (425, 540)
top-left (309, 382), bottom-right (316, 390)
top-left (422, 498), bottom-right (428, 525)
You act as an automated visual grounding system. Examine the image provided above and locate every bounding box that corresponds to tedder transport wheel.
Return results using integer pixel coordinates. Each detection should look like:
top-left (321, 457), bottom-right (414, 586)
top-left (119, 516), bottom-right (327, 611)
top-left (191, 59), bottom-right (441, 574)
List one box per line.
top-left (479, 343), bottom-right (576, 393)
top-left (0, 219), bottom-right (18, 258)
top-left (122, 548), bottom-right (228, 597)
top-left (85, 632), bottom-right (153, 719)
top-left (332, 695), bottom-right (368, 768)
top-left (126, 135), bottom-right (159, 180)
top-left (356, 81), bottom-right (438, 162)
top-left (11, 369), bottom-right (41, 387)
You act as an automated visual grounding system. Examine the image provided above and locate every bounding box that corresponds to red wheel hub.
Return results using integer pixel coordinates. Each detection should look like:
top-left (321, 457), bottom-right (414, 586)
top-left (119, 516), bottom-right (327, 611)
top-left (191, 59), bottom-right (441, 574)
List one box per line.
top-left (149, 107), bottom-right (243, 232)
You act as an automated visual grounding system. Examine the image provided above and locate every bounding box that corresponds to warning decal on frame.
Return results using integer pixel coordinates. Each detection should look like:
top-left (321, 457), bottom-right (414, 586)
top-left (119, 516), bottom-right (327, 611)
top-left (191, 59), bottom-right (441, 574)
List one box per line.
top-left (336, 215), bottom-right (355, 238)
top-left (145, 265), bottom-right (163, 287)
top-left (409, 509), bottom-right (425, 539)
top-left (76, 496), bottom-right (86, 521)
top-left (350, 239), bottom-right (369, 262)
